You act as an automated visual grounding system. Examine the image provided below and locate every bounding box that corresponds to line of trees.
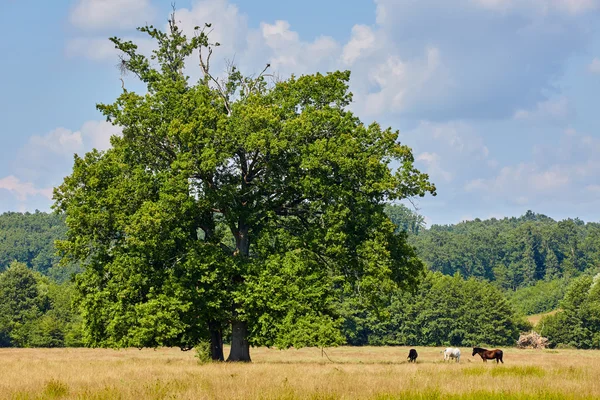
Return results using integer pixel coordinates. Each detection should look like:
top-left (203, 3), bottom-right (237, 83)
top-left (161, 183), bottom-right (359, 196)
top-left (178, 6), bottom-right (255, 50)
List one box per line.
top-left (342, 271), bottom-right (530, 347)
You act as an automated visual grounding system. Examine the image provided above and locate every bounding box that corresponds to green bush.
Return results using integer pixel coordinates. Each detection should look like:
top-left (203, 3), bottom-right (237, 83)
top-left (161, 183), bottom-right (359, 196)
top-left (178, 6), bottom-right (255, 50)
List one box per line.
top-left (194, 341), bottom-right (212, 364)
top-left (540, 274), bottom-right (600, 348)
top-left (508, 279), bottom-right (567, 315)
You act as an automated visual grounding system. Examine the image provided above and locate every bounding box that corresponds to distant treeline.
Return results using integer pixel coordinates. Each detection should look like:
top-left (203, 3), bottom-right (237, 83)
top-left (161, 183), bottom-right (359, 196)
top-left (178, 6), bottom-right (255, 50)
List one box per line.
top-left (387, 207), bottom-right (600, 291)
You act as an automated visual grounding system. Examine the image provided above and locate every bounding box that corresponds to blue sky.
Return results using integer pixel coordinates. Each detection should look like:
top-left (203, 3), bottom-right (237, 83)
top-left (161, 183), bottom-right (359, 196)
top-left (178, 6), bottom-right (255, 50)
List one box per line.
top-left (1, 0), bottom-right (599, 226)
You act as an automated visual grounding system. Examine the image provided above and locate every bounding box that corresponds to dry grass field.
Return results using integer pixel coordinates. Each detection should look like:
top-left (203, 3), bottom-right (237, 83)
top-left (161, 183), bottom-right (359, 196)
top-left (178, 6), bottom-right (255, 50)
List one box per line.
top-left (1, 346), bottom-right (599, 399)
top-left (527, 310), bottom-right (560, 327)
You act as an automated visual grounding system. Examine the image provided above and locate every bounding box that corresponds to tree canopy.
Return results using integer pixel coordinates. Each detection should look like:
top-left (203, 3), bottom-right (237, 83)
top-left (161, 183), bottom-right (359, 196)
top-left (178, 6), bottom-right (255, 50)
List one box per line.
top-left (53, 16), bottom-right (435, 361)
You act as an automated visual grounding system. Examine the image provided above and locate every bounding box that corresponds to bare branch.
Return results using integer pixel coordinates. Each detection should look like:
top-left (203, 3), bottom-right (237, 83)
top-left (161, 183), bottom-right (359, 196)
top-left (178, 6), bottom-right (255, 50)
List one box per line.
top-left (197, 34), bottom-right (232, 116)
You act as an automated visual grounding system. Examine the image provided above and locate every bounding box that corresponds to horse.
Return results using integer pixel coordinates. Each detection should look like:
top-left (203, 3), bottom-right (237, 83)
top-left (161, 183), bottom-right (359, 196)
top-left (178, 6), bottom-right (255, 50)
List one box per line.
top-left (407, 348), bottom-right (418, 363)
top-left (472, 347), bottom-right (504, 363)
top-left (442, 347), bottom-right (461, 363)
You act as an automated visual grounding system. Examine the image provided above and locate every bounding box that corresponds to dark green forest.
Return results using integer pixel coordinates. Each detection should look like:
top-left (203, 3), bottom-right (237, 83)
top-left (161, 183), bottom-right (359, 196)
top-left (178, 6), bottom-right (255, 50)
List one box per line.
top-left (0, 208), bottom-right (598, 348)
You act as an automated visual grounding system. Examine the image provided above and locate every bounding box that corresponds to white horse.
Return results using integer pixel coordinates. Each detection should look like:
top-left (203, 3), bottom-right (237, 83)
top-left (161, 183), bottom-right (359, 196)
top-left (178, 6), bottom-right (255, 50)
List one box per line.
top-left (443, 347), bottom-right (461, 363)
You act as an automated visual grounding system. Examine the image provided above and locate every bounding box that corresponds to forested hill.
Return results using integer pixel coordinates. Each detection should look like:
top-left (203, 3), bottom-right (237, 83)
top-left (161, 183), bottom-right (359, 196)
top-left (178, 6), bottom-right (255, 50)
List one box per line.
top-left (389, 207), bottom-right (600, 290)
top-left (0, 211), bottom-right (74, 281)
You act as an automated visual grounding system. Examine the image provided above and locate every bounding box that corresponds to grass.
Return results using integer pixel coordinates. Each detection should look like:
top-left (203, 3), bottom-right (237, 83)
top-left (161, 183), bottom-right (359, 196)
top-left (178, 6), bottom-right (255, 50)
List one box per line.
top-left (0, 346), bottom-right (599, 399)
top-left (527, 309), bottom-right (560, 327)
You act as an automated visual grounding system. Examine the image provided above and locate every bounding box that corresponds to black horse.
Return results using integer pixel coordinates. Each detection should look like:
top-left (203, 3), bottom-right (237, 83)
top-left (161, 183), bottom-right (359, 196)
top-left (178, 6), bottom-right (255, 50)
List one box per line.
top-left (407, 348), bottom-right (418, 363)
top-left (472, 347), bottom-right (503, 363)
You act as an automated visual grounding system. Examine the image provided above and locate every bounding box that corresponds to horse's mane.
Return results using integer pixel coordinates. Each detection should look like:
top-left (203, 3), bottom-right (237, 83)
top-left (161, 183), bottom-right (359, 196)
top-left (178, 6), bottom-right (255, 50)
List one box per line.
top-left (473, 347), bottom-right (487, 352)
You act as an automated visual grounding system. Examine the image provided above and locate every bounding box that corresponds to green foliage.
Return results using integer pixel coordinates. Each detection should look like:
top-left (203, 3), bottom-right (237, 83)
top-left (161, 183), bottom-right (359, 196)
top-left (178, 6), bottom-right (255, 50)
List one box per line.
top-left (341, 271), bottom-right (528, 347)
top-left (0, 262), bottom-right (81, 347)
top-left (53, 16), bottom-right (435, 356)
top-left (384, 204), bottom-right (426, 235)
top-left (0, 211), bottom-right (74, 278)
top-left (194, 341), bottom-right (212, 364)
top-left (540, 274), bottom-right (600, 348)
top-left (0, 262), bottom-right (48, 347)
top-left (508, 279), bottom-right (568, 315)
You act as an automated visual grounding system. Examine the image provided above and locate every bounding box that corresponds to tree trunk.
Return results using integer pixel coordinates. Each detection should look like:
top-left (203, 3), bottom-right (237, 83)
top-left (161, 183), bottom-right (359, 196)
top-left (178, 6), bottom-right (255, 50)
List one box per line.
top-left (208, 322), bottom-right (224, 361)
top-left (226, 221), bottom-right (252, 362)
top-left (227, 319), bottom-right (251, 362)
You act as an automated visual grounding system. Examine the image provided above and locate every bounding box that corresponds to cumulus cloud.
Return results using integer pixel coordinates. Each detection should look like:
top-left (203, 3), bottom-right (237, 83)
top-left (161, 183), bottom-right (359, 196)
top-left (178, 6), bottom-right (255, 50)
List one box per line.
top-left (69, 0), bottom-right (156, 30)
top-left (342, 25), bottom-right (377, 65)
top-left (365, 0), bottom-right (596, 120)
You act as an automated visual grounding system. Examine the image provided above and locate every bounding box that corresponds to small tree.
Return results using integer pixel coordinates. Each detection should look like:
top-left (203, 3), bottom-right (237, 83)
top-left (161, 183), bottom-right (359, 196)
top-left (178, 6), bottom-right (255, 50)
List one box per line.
top-left (0, 262), bottom-right (49, 347)
top-left (54, 15), bottom-right (435, 361)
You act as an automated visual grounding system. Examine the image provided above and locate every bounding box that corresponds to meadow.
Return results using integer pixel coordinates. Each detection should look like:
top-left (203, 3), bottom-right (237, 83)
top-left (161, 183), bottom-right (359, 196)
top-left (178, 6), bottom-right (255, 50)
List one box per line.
top-left (1, 346), bottom-right (599, 399)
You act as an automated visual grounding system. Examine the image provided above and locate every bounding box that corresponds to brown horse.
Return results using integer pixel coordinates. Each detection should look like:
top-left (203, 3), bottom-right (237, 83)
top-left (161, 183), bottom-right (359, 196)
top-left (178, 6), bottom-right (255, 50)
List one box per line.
top-left (472, 347), bottom-right (503, 363)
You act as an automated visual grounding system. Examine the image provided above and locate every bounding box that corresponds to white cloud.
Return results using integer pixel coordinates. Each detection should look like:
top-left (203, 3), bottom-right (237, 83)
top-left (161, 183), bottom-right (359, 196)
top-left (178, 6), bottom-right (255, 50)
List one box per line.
top-left (417, 152), bottom-right (453, 182)
top-left (410, 121), bottom-right (490, 159)
top-left (565, 127), bottom-right (578, 136)
top-left (0, 176), bottom-right (53, 202)
top-left (79, 120), bottom-right (122, 151)
top-left (342, 25), bottom-right (377, 65)
top-left (13, 121), bottom-right (121, 186)
top-left (513, 96), bottom-right (572, 121)
top-left (367, 0), bottom-right (594, 120)
top-left (465, 133), bottom-right (600, 205)
top-left (175, 0), bottom-right (249, 63)
top-left (589, 57), bottom-right (600, 73)
top-left (28, 127), bottom-right (83, 156)
top-left (69, 0), bottom-right (156, 30)
top-left (354, 47), bottom-right (450, 117)
top-left (254, 21), bottom-right (340, 75)
top-left (465, 163), bottom-right (571, 200)
top-left (65, 0), bottom-right (599, 123)
top-left (25, 121), bottom-right (120, 157)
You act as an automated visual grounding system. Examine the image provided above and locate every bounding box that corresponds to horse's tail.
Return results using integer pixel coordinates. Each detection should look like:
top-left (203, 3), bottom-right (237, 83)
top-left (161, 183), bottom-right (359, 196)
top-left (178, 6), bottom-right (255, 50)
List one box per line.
top-left (498, 350), bottom-right (504, 363)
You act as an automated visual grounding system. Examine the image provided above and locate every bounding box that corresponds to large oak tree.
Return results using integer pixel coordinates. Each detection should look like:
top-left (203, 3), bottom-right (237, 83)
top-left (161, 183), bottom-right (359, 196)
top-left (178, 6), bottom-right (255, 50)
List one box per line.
top-left (53, 15), bottom-right (435, 361)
